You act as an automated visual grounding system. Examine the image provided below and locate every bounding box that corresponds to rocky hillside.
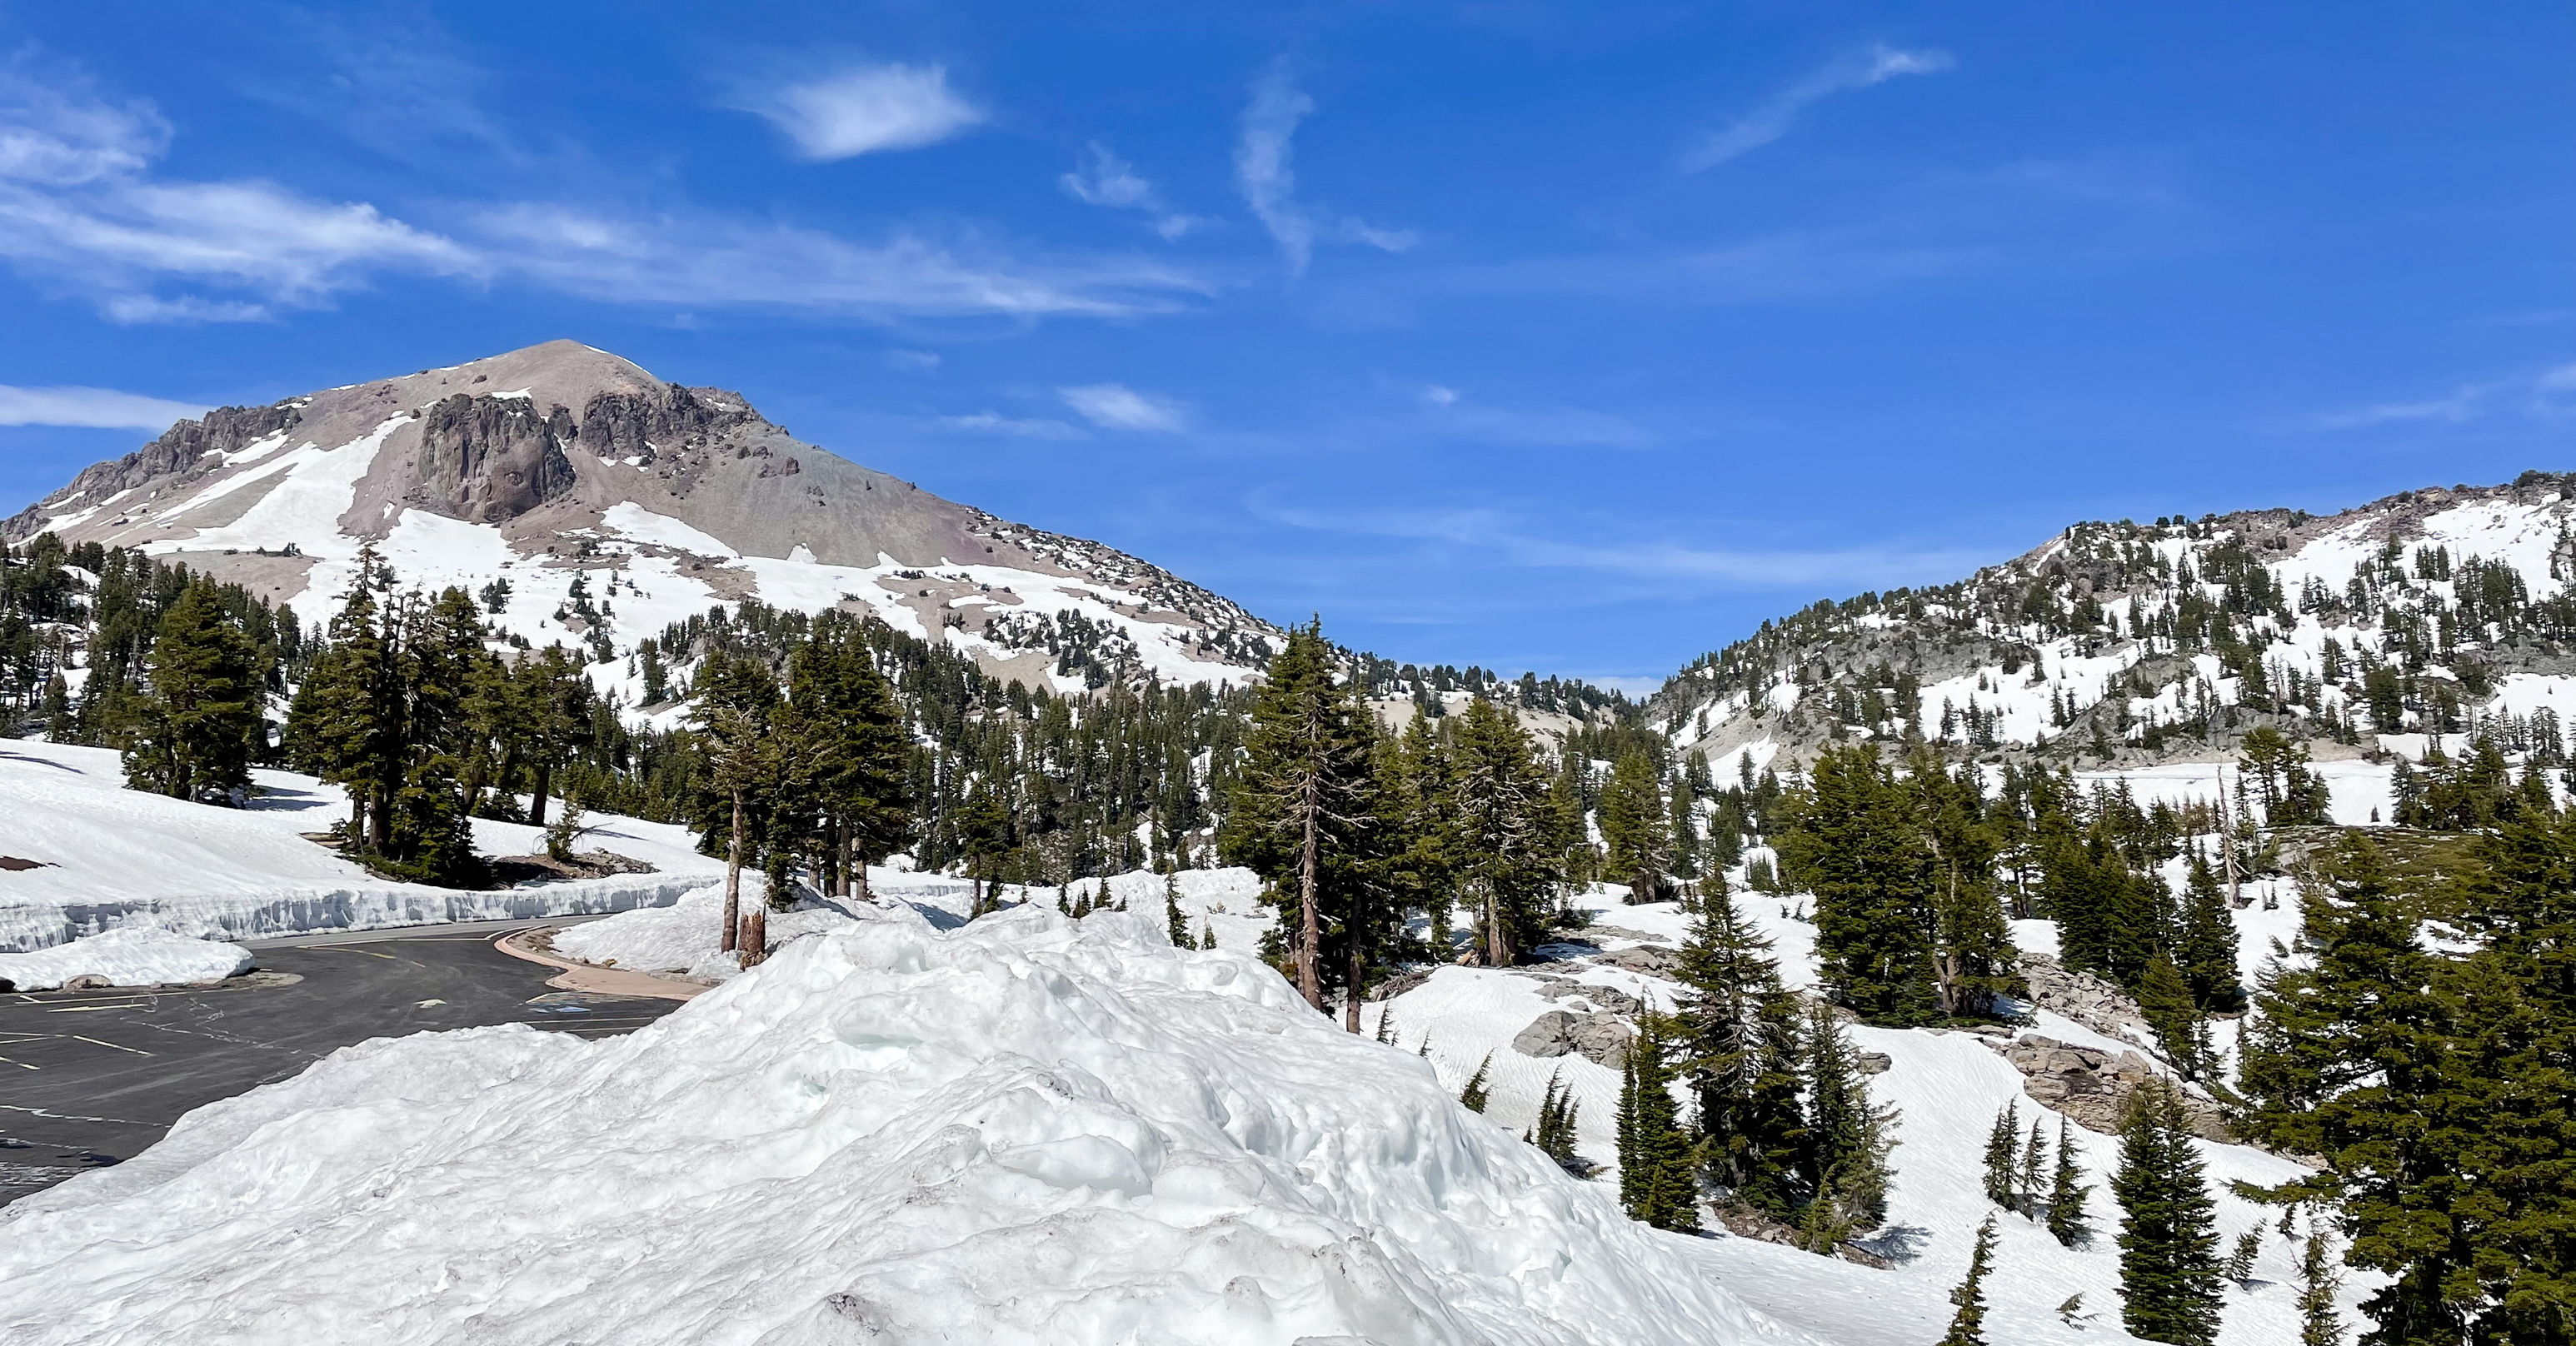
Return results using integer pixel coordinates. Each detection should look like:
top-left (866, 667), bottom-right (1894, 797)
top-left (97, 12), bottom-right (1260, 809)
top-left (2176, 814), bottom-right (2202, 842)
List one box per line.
top-left (4, 341), bottom-right (1281, 694)
top-left (1652, 472), bottom-right (2576, 775)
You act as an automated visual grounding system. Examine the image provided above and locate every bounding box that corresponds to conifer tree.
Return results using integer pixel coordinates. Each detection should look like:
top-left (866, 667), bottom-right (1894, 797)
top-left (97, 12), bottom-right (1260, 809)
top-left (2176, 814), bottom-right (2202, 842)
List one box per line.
top-left (1221, 621), bottom-right (1377, 1010)
top-left (2297, 1232), bottom-right (2343, 1346)
top-left (1441, 697), bottom-right (1565, 965)
top-left (2046, 1116), bottom-right (2092, 1248)
top-left (2174, 854), bottom-right (2244, 1010)
top-left (2016, 1113), bottom-right (2050, 1216)
top-left (1600, 748), bottom-right (1672, 902)
top-left (1779, 745), bottom-right (1939, 1025)
top-left (1460, 1053), bottom-right (1492, 1113)
top-left (120, 581), bottom-right (263, 803)
top-left (1531, 1068), bottom-right (1581, 1170)
top-left (2114, 1079), bottom-right (2224, 1346)
top-left (1939, 1215), bottom-right (1999, 1346)
top-left (1677, 883), bottom-right (1807, 1217)
top-left (1165, 869), bottom-right (1190, 947)
top-left (1616, 1014), bottom-right (1698, 1231)
top-left (2139, 955), bottom-right (2214, 1079)
top-left (1982, 1104), bottom-right (2022, 1208)
top-left (1801, 1002), bottom-right (1897, 1248)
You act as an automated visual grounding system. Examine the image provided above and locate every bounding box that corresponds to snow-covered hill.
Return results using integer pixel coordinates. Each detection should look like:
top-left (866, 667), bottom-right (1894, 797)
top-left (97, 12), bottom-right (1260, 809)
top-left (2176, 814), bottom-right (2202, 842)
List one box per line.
top-left (3, 341), bottom-right (1278, 694)
top-left (0, 904), bottom-right (1813, 1346)
top-left (0, 739), bottom-right (720, 952)
top-left (1656, 474), bottom-right (2576, 774)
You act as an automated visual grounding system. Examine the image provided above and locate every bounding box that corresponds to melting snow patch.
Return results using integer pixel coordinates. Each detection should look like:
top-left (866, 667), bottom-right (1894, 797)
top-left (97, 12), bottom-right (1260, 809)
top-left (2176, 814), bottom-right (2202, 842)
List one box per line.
top-left (0, 927), bottom-right (252, 990)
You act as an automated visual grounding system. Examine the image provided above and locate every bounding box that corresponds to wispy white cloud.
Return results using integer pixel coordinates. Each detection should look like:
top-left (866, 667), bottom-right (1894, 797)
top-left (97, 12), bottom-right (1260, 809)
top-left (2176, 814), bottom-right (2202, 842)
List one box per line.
top-left (1061, 142), bottom-right (1204, 240)
top-left (0, 382), bottom-right (209, 430)
top-left (884, 348), bottom-right (941, 372)
top-left (480, 205), bottom-right (1204, 317)
top-left (0, 54), bottom-right (478, 320)
top-left (728, 62), bottom-right (981, 161)
top-left (937, 411), bottom-right (1086, 440)
top-left (2310, 361), bottom-right (2576, 430)
top-left (1234, 62), bottom-right (1415, 274)
top-left (1682, 43), bottom-right (1954, 172)
top-left (1060, 382), bottom-right (1187, 431)
top-left (1258, 497), bottom-right (1983, 591)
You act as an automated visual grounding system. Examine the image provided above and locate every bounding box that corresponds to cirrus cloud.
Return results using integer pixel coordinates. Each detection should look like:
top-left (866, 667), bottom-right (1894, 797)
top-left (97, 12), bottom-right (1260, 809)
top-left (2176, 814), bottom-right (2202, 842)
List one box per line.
top-left (1060, 382), bottom-right (1187, 431)
top-left (0, 382), bottom-right (210, 430)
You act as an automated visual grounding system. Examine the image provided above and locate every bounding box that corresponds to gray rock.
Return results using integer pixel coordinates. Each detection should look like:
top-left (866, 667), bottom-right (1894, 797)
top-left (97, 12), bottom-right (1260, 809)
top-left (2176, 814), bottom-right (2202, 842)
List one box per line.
top-left (1587, 946), bottom-right (1680, 980)
top-left (1856, 1051), bottom-right (1893, 1076)
top-left (1510, 1009), bottom-right (1634, 1069)
top-left (1539, 981), bottom-right (1642, 1016)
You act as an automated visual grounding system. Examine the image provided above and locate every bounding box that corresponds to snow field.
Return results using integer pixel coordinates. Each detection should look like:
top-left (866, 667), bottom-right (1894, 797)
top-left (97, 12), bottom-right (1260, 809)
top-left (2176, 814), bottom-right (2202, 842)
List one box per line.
top-left (0, 927), bottom-right (253, 990)
top-left (0, 905), bottom-right (1810, 1346)
top-left (0, 740), bottom-right (723, 952)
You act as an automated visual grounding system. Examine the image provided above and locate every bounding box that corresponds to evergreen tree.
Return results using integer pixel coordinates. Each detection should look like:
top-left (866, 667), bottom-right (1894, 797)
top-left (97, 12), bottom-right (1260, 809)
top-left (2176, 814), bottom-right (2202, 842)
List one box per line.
top-left (1600, 748), bottom-right (1672, 902)
top-left (1530, 1068), bottom-right (1582, 1170)
top-left (1460, 1053), bottom-right (1492, 1113)
top-left (119, 581), bottom-right (263, 803)
top-left (2016, 1113), bottom-right (2050, 1216)
top-left (1221, 621), bottom-right (1378, 1010)
top-left (1677, 883), bottom-right (1808, 1218)
top-left (2298, 1232), bottom-right (2344, 1346)
top-left (1939, 1215), bottom-right (1999, 1346)
top-left (1165, 869), bottom-right (1190, 947)
top-left (1440, 698), bottom-right (1565, 965)
top-left (2174, 854), bottom-right (2244, 1010)
top-left (2114, 1079), bottom-right (2225, 1346)
top-left (286, 568), bottom-right (397, 849)
top-left (2046, 1116), bottom-right (2093, 1248)
top-left (1616, 1014), bottom-right (1699, 1231)
top-left (1982, 1103), bottom-right (2022, 1208)
top-left (1778, 745), bottom-right (1939, 1025)
top-left (2139, 955), bottom-right (2214, 1079)
top-left (1801, 1002), bottom-right (1897, 1249)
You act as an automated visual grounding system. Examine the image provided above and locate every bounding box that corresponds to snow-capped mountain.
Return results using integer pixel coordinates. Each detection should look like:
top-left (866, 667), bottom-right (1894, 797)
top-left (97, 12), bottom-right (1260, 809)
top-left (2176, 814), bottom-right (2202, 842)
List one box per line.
top-left (1654, 473), bottom-right (2576, 773)
top-left (3, 341), bottom-right (1280, 694)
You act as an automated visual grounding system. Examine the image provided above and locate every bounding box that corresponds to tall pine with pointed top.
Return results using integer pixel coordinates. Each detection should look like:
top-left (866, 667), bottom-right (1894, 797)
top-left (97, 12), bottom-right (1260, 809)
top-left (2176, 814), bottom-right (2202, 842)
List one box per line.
top-left (1676, 882), bottom-right (1809, 1219)
top-left (119, 580), bottom-right (264, 803)
top-left (1939, 1214), bottom-right (2000, 1346)
top-left (1778, 745), bottom-right (1939, 1025)
top-left (2114, 1078), bottom-right (2224, 1346)
top-left (1616, 1013), bottom-right (1699, 1231)
top-left (1800, 1001), bottom-right (1897, 1249)
top-left (2046, 1116), bottom-right (2093, 1248)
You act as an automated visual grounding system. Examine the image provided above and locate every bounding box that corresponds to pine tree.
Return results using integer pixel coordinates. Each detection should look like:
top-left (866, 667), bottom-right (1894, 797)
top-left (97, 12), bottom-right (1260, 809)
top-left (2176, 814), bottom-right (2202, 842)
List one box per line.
top-left (1983, 1103), bottom-right (2023, 1208)
top-left (1164, 869), bottom-right (1190, 947)
top-left (119, 581), bottom-right (263, 803)
top-left (1939, 1214), bottom-right (1999, 1346)
top-left (1616, 1014), bottom-right (1698, 1231)
top-left (1221, 621), bottom-right (1378, 1010)
top-left (1600, 748), bottom-right (1672, 903)
top-left (1441, 698), bottom-right (1565, 965)
top-left (2174, 853), bottom-right (2243, 1010)
top-left (2224, 1229), bottom-right (2262, 1286)
top-left (2016, 1113), bottom-right (2050, 1216)
top-left (1677, 883), bottom-right (1807, 1218)
top-left (2297, 1232), bottom-right (2344, 1346)
top-left (1460, 1053), bottom-right (1492, 1113)
top-left (1531, 1068), bottom-right (1581, 1170)
top-left (1801, 1002), bottom-right (1897, 1248)
top-left (2114, 1079), bottom-right (2224, 1346)
top-left (2139, 955), bottom-right (2213, 1079)
top-left (2046, 1116), bottom-right (2092, 1248)
top-left (1778, 745), bottom-right (1939, 1025)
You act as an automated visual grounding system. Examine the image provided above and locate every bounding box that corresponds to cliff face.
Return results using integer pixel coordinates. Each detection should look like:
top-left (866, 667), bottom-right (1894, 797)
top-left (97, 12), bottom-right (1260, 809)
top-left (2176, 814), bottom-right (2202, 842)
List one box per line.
top-left (415, 395), bottom-right (578, 522)
top-left (3, 402), bottom-right (305, 539)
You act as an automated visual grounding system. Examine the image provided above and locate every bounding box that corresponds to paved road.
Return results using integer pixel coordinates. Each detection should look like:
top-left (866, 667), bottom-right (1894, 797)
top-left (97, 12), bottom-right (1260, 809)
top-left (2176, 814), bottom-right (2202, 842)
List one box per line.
top-left (0, 919), bottom-right (683, 1206)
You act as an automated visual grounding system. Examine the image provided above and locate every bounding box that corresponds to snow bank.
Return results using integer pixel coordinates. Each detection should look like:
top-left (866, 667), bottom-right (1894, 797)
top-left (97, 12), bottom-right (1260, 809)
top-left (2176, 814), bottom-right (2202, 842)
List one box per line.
top-left (0, 740), bottom-right (722, 952)
top-left (0, 927), bottom-right (252, 990)
top-left (552, 880), bottom-right (862, 981)
top-left (0, 906), bottom-right (1810, 1346)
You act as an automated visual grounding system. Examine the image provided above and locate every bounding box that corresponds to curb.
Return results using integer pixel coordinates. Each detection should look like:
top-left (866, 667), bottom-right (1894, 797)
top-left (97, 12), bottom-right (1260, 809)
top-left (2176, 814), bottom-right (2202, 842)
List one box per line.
top-left (494, 928), bottom-right (710, 1002)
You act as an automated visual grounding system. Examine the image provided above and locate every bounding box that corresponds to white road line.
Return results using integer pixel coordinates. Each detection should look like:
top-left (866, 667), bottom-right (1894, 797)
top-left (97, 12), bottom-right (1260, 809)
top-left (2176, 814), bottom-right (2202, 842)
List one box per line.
top-left (67, 1034), bottom-right (151, 1056)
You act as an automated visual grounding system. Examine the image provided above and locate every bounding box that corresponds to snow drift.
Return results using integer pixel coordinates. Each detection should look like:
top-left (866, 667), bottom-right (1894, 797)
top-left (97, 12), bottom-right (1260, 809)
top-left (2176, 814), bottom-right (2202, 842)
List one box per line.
top-left (0, 927), bottom-right (252, 990)
top-left (0, 903), bottom-right (1812, 1346)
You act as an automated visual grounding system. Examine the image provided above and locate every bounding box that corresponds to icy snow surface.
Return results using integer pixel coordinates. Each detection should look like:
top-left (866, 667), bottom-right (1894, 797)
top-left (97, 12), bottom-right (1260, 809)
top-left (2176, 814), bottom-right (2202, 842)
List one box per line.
top-left (0, 927), bottom-right (252, 990)
top-left (0, 740), bottom-right (722, 952)
top-left (0, 906), bottom-right (1812, 1346)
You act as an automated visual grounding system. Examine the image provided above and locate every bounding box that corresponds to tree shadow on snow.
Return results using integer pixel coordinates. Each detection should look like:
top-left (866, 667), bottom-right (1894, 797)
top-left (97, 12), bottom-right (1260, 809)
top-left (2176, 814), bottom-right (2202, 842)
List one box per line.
top-left (1850, 1224), bottom-right (1931, 1265)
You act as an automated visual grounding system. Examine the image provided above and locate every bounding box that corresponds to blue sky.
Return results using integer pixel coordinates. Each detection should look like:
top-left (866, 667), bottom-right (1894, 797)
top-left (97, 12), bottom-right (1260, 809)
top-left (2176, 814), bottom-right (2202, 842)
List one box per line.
top-left (2, 3), bottom-right (2571, 690)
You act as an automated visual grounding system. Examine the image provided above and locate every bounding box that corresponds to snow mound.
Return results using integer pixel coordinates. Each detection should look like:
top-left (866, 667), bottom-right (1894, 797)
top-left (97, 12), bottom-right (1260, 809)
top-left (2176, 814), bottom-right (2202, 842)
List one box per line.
top-left (0, 927), bottom-right (253, 990)
top-left (552, 880), bottom-right (861, 981)
top-left (0, 906), bottom-right (1810, 1346)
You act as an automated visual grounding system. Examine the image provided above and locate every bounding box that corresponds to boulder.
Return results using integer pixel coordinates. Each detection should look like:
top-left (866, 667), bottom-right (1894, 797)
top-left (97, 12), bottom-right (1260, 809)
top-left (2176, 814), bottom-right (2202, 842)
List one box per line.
top-left (1991, 1033), bottom-right (2230, 1140)
top-left (1510, 1010), bottom-right (1633, 1069)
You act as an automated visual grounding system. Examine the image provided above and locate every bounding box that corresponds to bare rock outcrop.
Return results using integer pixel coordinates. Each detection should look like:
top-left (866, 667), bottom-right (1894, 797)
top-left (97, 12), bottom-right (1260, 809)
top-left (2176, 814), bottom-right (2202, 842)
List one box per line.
top-left (2018, 952), bottom-right (2154, 1043)
top-left (1994, 1034), bottom-right (2231, 1140)
top-left (1510, 1009), bottom-right (1633, 1069)
top-left (416, 394), bottom-right (577, 521)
